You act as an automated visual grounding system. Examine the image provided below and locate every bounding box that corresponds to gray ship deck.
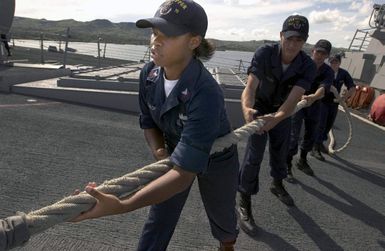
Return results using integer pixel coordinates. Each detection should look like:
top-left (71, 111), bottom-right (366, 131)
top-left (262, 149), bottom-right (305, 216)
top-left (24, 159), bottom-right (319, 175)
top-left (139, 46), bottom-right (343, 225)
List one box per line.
top-left (0, 65), bottom-right (384, 251)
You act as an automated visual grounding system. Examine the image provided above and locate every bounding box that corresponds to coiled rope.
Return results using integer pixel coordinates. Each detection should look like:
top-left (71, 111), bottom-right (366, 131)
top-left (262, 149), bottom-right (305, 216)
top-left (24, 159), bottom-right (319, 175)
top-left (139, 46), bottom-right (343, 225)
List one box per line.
top-left (327, 87), bottom-right (353, 154)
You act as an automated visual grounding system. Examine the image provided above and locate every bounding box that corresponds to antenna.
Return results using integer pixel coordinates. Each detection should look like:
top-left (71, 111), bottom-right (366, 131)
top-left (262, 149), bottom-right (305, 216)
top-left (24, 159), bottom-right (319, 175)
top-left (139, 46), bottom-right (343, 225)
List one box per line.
top-left (369, 4), bottom-right (385, 29)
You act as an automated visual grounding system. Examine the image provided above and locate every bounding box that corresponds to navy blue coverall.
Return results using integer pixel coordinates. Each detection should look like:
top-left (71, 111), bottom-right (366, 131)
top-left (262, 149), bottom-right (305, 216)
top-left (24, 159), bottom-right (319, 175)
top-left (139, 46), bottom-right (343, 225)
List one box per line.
top-left (288, 63), bottom-right (333, 158)
top-left (238, 43), bottom-right (316, 195)
top-left (137, 58), bottom-right (239, 251)
top-left (316, 67), bottom-right (355, 144)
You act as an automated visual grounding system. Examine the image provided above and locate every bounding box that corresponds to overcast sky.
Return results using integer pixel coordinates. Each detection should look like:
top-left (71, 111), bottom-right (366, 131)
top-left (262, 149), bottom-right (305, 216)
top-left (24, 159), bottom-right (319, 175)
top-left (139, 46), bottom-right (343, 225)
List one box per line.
top-left (14, 0), bottom-right (379, 48)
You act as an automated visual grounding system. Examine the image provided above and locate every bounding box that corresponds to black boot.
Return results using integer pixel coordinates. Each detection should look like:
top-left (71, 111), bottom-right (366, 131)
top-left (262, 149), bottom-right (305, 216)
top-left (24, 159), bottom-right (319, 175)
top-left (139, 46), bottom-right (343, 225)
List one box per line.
top-left (296, 158), bottom-right (315, 176)
top-left (285, 161), bottom-right (295, 183)
top-left (237, 192), bottom-right (257, 236)
top-left (270, 179), bottom-right (295, 206)
top-left (218, 240), bottom-right (235, 251)
top-left (311, 144), bottom-right (325, 161)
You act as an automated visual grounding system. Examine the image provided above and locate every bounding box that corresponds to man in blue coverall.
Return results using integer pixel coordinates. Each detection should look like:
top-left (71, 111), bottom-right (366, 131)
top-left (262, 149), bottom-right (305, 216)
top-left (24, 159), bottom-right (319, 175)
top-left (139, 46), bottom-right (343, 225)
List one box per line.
top-left (287, 39), bottom-right (334, 179)
top-left (238, 15), bottom-right (316, 235)
top-left (312, 53), bottom-right (356, 159)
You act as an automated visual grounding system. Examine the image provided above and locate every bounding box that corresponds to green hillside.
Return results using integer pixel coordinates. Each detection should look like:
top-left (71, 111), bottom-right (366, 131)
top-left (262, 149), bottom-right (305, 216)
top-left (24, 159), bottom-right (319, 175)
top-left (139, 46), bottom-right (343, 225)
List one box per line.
top-left (9, 16), bottom-right (346, 54)
top-left (10, 17), bottom-right (151, 45)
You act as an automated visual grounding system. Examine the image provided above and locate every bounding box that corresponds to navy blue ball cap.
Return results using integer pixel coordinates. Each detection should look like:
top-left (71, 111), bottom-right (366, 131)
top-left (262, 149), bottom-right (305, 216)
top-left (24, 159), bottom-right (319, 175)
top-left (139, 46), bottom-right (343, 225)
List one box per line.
top-left (136, 0), bottom-right (208, 38)
top-left (282, 15), bottom-right (309, 41)
top-left (329, 54), bottom-right (341, 62)
top-left (314, 39), bottom-right (332, 54)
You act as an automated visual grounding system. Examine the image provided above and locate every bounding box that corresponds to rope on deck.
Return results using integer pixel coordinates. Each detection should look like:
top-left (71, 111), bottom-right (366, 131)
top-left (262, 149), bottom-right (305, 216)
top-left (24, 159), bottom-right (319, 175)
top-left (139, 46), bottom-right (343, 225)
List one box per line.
top-left (328, 88), bottom-right (353, 154)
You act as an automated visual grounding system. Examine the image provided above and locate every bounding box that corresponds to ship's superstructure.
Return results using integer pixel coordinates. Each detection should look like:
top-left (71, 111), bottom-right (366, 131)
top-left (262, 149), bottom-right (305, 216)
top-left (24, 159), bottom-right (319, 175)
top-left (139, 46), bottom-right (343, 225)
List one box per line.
top-left (342, 4), bottom-right (385, 92)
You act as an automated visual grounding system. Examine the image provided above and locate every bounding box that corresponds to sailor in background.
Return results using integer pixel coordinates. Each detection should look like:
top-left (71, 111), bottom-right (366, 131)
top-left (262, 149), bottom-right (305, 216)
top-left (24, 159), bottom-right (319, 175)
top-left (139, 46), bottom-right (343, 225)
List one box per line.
top-left (238, 15), bottom-right (316, 235)
top-left (287, 39), bottom-right (333, 179)
top-left (313, 53), bottom-right (356, 159)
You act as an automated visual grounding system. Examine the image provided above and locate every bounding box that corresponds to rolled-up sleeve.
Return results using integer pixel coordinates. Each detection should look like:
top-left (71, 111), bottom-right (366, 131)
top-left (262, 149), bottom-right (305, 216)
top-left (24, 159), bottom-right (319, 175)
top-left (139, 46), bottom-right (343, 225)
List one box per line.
top-left (171, 141), bottom-right (209, 173)
top-left (0, 213), bottom-right (30, 251)
top-left (247, 47), bottom-right (268, 81)
top-left (170, 84), bottom-right (223, 173)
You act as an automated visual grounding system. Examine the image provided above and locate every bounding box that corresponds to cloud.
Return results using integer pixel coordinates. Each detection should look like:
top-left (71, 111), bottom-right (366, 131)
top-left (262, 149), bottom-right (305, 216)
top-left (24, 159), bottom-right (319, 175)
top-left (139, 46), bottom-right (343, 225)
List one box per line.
top-left (357, 16), bottom-right (371, 29)
top-left (15, 0), bottom-right (160, 21)
top-left (349, 1), bottom-right (362, 10)
top-left (309, 9), bottom-right (355, 30)
top-left (316, 0), bottom-right (351, 3)
top-left (206, 1), bottom-right (312, 29)
top-left (208, 26), bottom-right (276, 41)
top-left (344, 35), bottom-right (351, 41)
top-left (207, 0), bottom-right (312, 17)
top-left (224, 0), bottom-right (240, 5)
top-left (309, 9), bottom-right (340, 24)
top-left (251, 28), bottom-right (274, 39)
top-left (347, 1), bottom-right (376, 29)
top-left (349, 0), bottom-right (374, 15)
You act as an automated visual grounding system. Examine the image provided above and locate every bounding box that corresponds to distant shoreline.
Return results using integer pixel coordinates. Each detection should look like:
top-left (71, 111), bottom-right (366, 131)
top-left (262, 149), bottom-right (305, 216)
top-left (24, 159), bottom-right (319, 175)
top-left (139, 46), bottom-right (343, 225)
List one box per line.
top-left (10, 16), bottom-right (348, 54)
